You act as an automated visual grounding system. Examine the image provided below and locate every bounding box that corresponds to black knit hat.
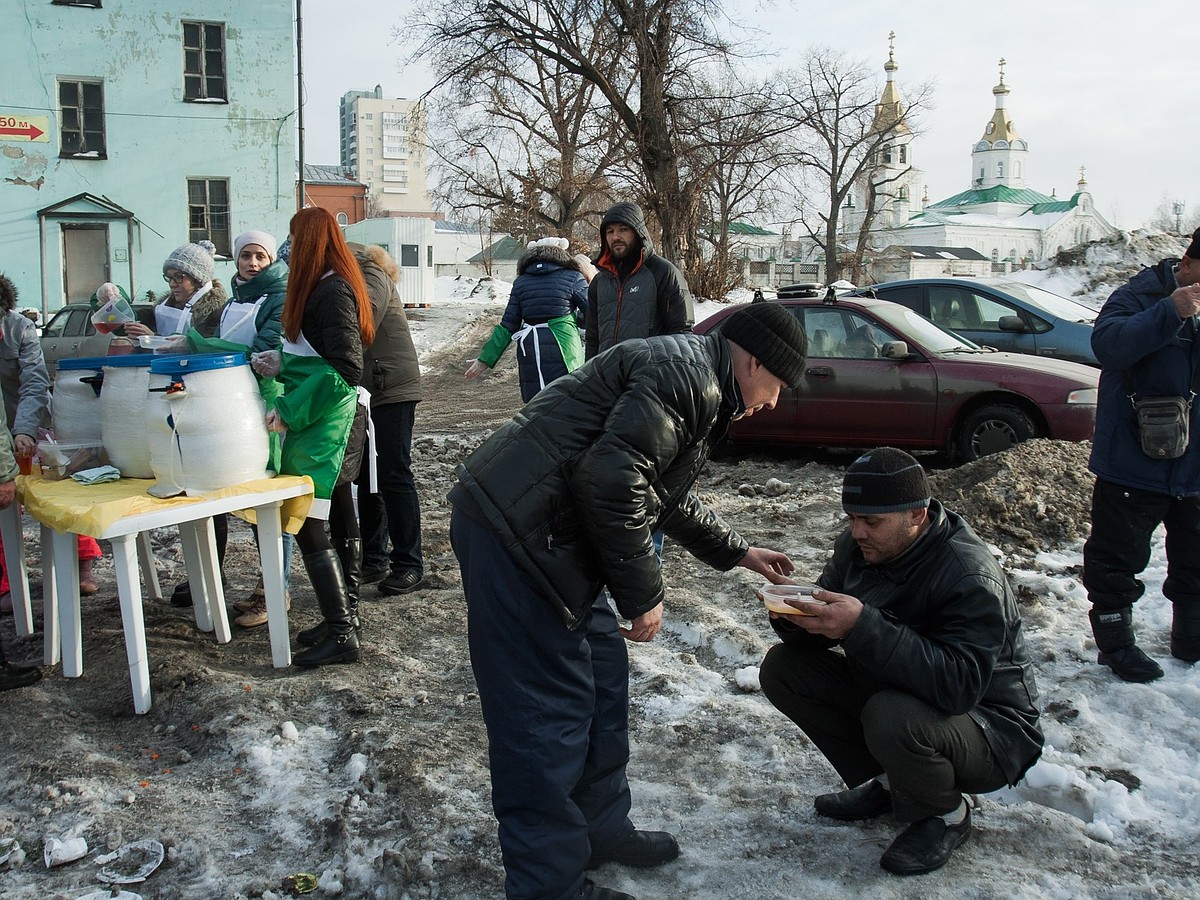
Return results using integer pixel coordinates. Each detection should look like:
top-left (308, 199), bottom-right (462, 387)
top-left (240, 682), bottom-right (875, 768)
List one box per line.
top-left (722, 302), bottom-right (808, 389)
top-left (841, 447), bottom-right (931, 514)
top-left (1186, 227), bottom-right (1200, 261)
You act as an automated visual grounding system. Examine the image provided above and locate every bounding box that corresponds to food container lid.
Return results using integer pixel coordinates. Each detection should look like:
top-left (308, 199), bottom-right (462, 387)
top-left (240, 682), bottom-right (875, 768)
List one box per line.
top-left (101, 354), bottom-right (155, 368)
top-left (149, 351), bottom-right (245, 375)
top-left (57, 356), bottom-right (111, 371)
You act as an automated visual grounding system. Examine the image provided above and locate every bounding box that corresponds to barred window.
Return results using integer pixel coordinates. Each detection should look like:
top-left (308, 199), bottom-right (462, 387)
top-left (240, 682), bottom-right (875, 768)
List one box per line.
top-left (187, 178), bottom-right (230, 257)
top-left (58, 79), bottom-right (106, 158)
top-left (183, 21), bottom-right (227, 102)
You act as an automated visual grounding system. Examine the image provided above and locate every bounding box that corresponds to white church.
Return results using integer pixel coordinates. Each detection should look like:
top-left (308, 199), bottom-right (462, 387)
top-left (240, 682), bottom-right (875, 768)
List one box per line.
top-left (844, 42), bottom-right (1116, 278)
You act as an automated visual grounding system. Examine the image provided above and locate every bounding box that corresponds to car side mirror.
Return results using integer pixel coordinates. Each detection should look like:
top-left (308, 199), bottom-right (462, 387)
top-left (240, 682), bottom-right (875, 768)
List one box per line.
top-left (998, 315), bottom-right (1026, 333)
top-left (880, 341), bottom-right (914, 360)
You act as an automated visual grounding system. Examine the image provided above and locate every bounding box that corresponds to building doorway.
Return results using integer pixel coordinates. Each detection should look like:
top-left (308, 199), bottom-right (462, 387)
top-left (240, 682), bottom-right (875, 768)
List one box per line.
top-left (61, 223), bottom-right (110, 303)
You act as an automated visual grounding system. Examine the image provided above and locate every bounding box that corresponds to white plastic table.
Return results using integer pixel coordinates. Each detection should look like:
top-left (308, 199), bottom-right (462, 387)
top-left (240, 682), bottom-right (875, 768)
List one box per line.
top-left (18, 474), bottom-right (313, 714)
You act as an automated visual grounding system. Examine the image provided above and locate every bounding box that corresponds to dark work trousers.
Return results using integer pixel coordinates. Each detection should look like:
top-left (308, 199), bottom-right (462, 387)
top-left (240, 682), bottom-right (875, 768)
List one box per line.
top-left (1083, 477), bottom-right (1200, 612)
top-left (759, 643), bottom-right (1007, 821)
top-left (451, 507), bottom-right (634, 900)
top-left (355, 401), bottom-right (423, 577)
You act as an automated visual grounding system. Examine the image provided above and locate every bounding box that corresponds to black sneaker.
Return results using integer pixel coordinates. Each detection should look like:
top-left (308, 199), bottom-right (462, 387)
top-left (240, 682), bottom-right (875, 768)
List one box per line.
top-left (1098, 646), bottom-right (1164, 683)
top-left (170, 580), bottom-right (193, 607)
top-left (379, 571), bottom-right (424, 596)
top-left (0, 663), bottom-right (43, 691)
top-left (880, 806), bottom-right (972, 876)
top-left (577, 880), bottom-right (634, 900)
top-left (814, 779), bottom-right (892, 821)
top-left (587, 830), bottom-right (679, 870)
top-left (361, 564), bottom-right (389, 585)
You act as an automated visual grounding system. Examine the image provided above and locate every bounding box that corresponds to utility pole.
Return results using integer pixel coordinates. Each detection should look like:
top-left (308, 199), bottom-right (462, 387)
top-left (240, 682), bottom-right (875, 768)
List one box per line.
top-left (1173, 201), bottom-right (1185, 234)
top-left (296, 0), bottom-right (305, 212)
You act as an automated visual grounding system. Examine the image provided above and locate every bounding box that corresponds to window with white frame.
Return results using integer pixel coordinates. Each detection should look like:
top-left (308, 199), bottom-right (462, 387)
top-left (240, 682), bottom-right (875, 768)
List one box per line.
top-left (183, 21), bottom-right (227, 101)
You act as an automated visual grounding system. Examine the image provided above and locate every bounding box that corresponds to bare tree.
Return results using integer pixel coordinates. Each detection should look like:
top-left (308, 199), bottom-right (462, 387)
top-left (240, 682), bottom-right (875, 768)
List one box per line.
top-left (422, 24), bottom-right (631, 244)
top-left (408, 0), bottom-right (737, 264)
top-left (681, 74), bottom-right (796, 298)
top-left (1149, 195), bottom-right (1199, 234)
top-left (774, 47), bottom-right (931, 283)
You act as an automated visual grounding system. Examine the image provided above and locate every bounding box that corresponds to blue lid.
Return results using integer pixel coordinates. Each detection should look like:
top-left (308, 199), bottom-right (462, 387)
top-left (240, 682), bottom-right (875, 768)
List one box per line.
top-left (149, 352), bottom-right (246, 375)
top-left (101, 354), bottom-right (155, 368)
top-left (57, 356), bottom-right (111, 371)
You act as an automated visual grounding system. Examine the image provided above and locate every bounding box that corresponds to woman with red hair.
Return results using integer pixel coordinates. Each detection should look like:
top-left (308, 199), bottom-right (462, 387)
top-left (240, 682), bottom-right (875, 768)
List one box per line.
top-left (253, 207), bottom-right (375, 668)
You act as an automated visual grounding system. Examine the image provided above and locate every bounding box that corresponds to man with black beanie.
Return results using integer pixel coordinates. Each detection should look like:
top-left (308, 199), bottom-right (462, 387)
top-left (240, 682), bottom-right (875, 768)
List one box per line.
top-left (759, 448), bottom-right (1043, 877)
top-left (1084, 226), bottom-right (1200, 682)
top-left (449, 304), bottom-right (805, 900)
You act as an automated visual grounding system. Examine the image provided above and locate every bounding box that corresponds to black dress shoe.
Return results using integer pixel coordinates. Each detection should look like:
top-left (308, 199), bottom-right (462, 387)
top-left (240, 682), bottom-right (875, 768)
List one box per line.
top-left (587, 830), bottom-right (678, 870)
top-left (814, 779), bottom-right (892, 821)
top-left (1098, 646), bottom-right (1164, 682)
top-left (379, 570), bottom-right (424, 596)
top-left (577, 879), bottom-right (635, 900)
top-left (880, 806), bottom-right (972, 876)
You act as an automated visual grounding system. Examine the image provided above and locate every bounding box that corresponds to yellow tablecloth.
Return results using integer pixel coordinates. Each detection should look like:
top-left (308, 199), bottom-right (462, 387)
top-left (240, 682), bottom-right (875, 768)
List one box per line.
top-left (17, 473), bottom-right (314, 537)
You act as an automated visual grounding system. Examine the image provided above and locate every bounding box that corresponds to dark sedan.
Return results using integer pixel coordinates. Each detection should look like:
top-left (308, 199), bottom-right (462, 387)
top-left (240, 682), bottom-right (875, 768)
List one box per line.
top-left (849, 277), bottom-right (1099, 366)
top-left (696, 296), bottom-right (1098, 461)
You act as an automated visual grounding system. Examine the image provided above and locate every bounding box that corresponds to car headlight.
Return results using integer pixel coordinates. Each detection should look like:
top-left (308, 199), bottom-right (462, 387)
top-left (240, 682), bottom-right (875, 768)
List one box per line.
top-left (1067, 388), bottom-right (1097, 404)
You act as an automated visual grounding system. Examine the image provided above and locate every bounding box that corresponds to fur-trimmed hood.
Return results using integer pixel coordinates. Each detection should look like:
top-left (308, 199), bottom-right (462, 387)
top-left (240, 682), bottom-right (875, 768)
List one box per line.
top-left (517, 243), bottom-right (579, 276)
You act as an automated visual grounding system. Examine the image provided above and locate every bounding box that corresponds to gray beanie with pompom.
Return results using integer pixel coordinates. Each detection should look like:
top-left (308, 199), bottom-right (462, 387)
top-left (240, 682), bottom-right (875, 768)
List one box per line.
top-left (163, 240), bottom-right (217, 283)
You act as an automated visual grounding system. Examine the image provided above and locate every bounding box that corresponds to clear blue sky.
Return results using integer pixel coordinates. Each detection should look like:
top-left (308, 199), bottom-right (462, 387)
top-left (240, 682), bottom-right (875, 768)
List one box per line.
top-left (300, 0), bottom-right (1194, 231)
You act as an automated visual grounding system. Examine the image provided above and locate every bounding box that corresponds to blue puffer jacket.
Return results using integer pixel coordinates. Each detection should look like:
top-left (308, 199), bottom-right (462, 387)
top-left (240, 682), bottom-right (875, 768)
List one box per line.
top-left (477, 244), bottom-right (587, 401)
top-left (1090, 258), bottom-right (1200, 495)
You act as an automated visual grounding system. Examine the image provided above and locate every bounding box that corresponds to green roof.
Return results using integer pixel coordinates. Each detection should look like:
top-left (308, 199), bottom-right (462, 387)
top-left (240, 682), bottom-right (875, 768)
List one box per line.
top-left (927, 184), bottom-right (1057, 210)
top-left (726, 221), bottom-right (776, 236)
top-left (467, 235), bottom-right (525, 263)
top-left (1027, 197), bottom-right (1079, 215)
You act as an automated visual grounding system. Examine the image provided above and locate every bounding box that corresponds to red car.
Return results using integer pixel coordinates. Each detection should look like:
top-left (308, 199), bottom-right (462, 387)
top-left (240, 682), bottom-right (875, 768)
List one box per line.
top-left (695, 297), bottom-right (1097, 461)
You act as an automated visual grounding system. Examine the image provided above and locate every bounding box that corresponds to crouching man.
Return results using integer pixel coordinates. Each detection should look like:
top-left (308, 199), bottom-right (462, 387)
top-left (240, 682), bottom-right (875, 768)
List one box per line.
top-left (759, 448), bottom-right (1043, 876)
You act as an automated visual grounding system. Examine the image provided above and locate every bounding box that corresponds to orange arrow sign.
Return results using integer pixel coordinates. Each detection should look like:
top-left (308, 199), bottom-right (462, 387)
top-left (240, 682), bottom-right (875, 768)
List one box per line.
top-left (0, 115), bottom-right (50, 142)
top-left (0, 123), bottom-right (44, 140)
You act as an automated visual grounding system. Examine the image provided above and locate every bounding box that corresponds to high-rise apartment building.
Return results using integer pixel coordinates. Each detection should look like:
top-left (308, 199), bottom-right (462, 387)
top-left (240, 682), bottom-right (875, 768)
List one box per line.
top-left (338, 85), bottom-right (430, 215)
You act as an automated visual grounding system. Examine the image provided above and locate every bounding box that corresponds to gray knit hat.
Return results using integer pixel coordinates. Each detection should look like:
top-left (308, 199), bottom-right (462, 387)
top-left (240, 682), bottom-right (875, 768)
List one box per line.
top-left (721, 302), bottom-right (808, 388)
top-left (163, 240), bottom-right (217, 283)
top-left (841, 447), bottom-right (931, 515)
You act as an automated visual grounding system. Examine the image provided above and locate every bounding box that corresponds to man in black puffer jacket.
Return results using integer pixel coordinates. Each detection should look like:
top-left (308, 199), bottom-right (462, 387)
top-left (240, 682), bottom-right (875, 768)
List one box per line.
top-left (760, 448), bottom-right (1043, 878)
top-left (450, 303), bottom-right (807, 900)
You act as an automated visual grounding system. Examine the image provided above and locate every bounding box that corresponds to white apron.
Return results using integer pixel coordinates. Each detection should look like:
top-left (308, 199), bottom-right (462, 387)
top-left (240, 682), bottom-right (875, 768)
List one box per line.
top-left (155, 282), bottom-right (213, 337)
top-left (219, 294), bottom-right (269, 346)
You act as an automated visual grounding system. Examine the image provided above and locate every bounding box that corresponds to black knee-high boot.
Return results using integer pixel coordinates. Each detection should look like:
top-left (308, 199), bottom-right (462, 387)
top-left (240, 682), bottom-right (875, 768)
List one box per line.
top-left (293, 548), bottom-right (361, 667)
top-left (297, 538), bottom-right (361, 647)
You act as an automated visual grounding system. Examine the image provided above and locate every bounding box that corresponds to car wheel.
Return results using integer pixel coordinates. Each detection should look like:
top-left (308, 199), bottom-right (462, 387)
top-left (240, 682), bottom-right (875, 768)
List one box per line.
top-left (955, 404), bottom-right (1036, 462)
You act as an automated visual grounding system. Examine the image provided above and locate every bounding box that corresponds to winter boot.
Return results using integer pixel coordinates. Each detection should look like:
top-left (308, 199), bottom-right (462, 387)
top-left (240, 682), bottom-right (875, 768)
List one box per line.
top-left (298, 538), bottom-right (361, 647)
top-left (1170, 603), bottom-right (1200, 663)
top-left (1090, 607), bottom-right (1163, 682)
top-left (292, 548), bottom-right (360, 668)
top-left (78, 556), bottom-right (99, 596)
top-left (170, 514), bottom-right (229, 607)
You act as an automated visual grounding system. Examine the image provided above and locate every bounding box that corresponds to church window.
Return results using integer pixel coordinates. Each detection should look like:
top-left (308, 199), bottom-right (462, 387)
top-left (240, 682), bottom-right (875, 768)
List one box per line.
top-left (991, 249), bottom-right (999, 262)
top-left (979, 167), bottom-right (985, 182)
top-left (899, 145), bottom-right (907, 164)
top-left (882, 144), bottom-right (893, 164)
top-left (997, 161), bottom-right (1005, 178)
top-left (1015, 162), bottom-right (1022, 178)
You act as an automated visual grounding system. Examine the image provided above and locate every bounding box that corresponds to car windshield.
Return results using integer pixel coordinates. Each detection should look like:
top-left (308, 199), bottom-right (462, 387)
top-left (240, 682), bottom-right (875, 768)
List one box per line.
top-left (867, 303), bottom-right (985, 353)
top-left (987, 281), bottom-right (1098, 323)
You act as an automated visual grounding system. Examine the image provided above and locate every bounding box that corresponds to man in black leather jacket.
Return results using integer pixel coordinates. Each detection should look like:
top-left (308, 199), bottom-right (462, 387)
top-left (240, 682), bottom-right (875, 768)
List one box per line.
top-left (760, 448), bottom-right (1043, 877)
top-left (450, 303), bottom-right (807, 900)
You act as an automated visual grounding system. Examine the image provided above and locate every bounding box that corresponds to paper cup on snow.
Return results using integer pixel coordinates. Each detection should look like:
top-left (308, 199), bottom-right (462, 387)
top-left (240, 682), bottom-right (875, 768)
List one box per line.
top-left (44, 835), bottom-right (88, 868)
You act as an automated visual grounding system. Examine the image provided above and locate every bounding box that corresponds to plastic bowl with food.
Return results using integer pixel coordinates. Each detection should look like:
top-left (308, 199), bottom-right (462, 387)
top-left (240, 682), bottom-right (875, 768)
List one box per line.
top-left (761, 583), bottom-right (825, 616)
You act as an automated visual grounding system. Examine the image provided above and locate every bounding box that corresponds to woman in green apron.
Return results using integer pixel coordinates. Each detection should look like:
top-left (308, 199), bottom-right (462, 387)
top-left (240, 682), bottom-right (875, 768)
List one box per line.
top-left (253, 208), bottom-right (375, 668)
